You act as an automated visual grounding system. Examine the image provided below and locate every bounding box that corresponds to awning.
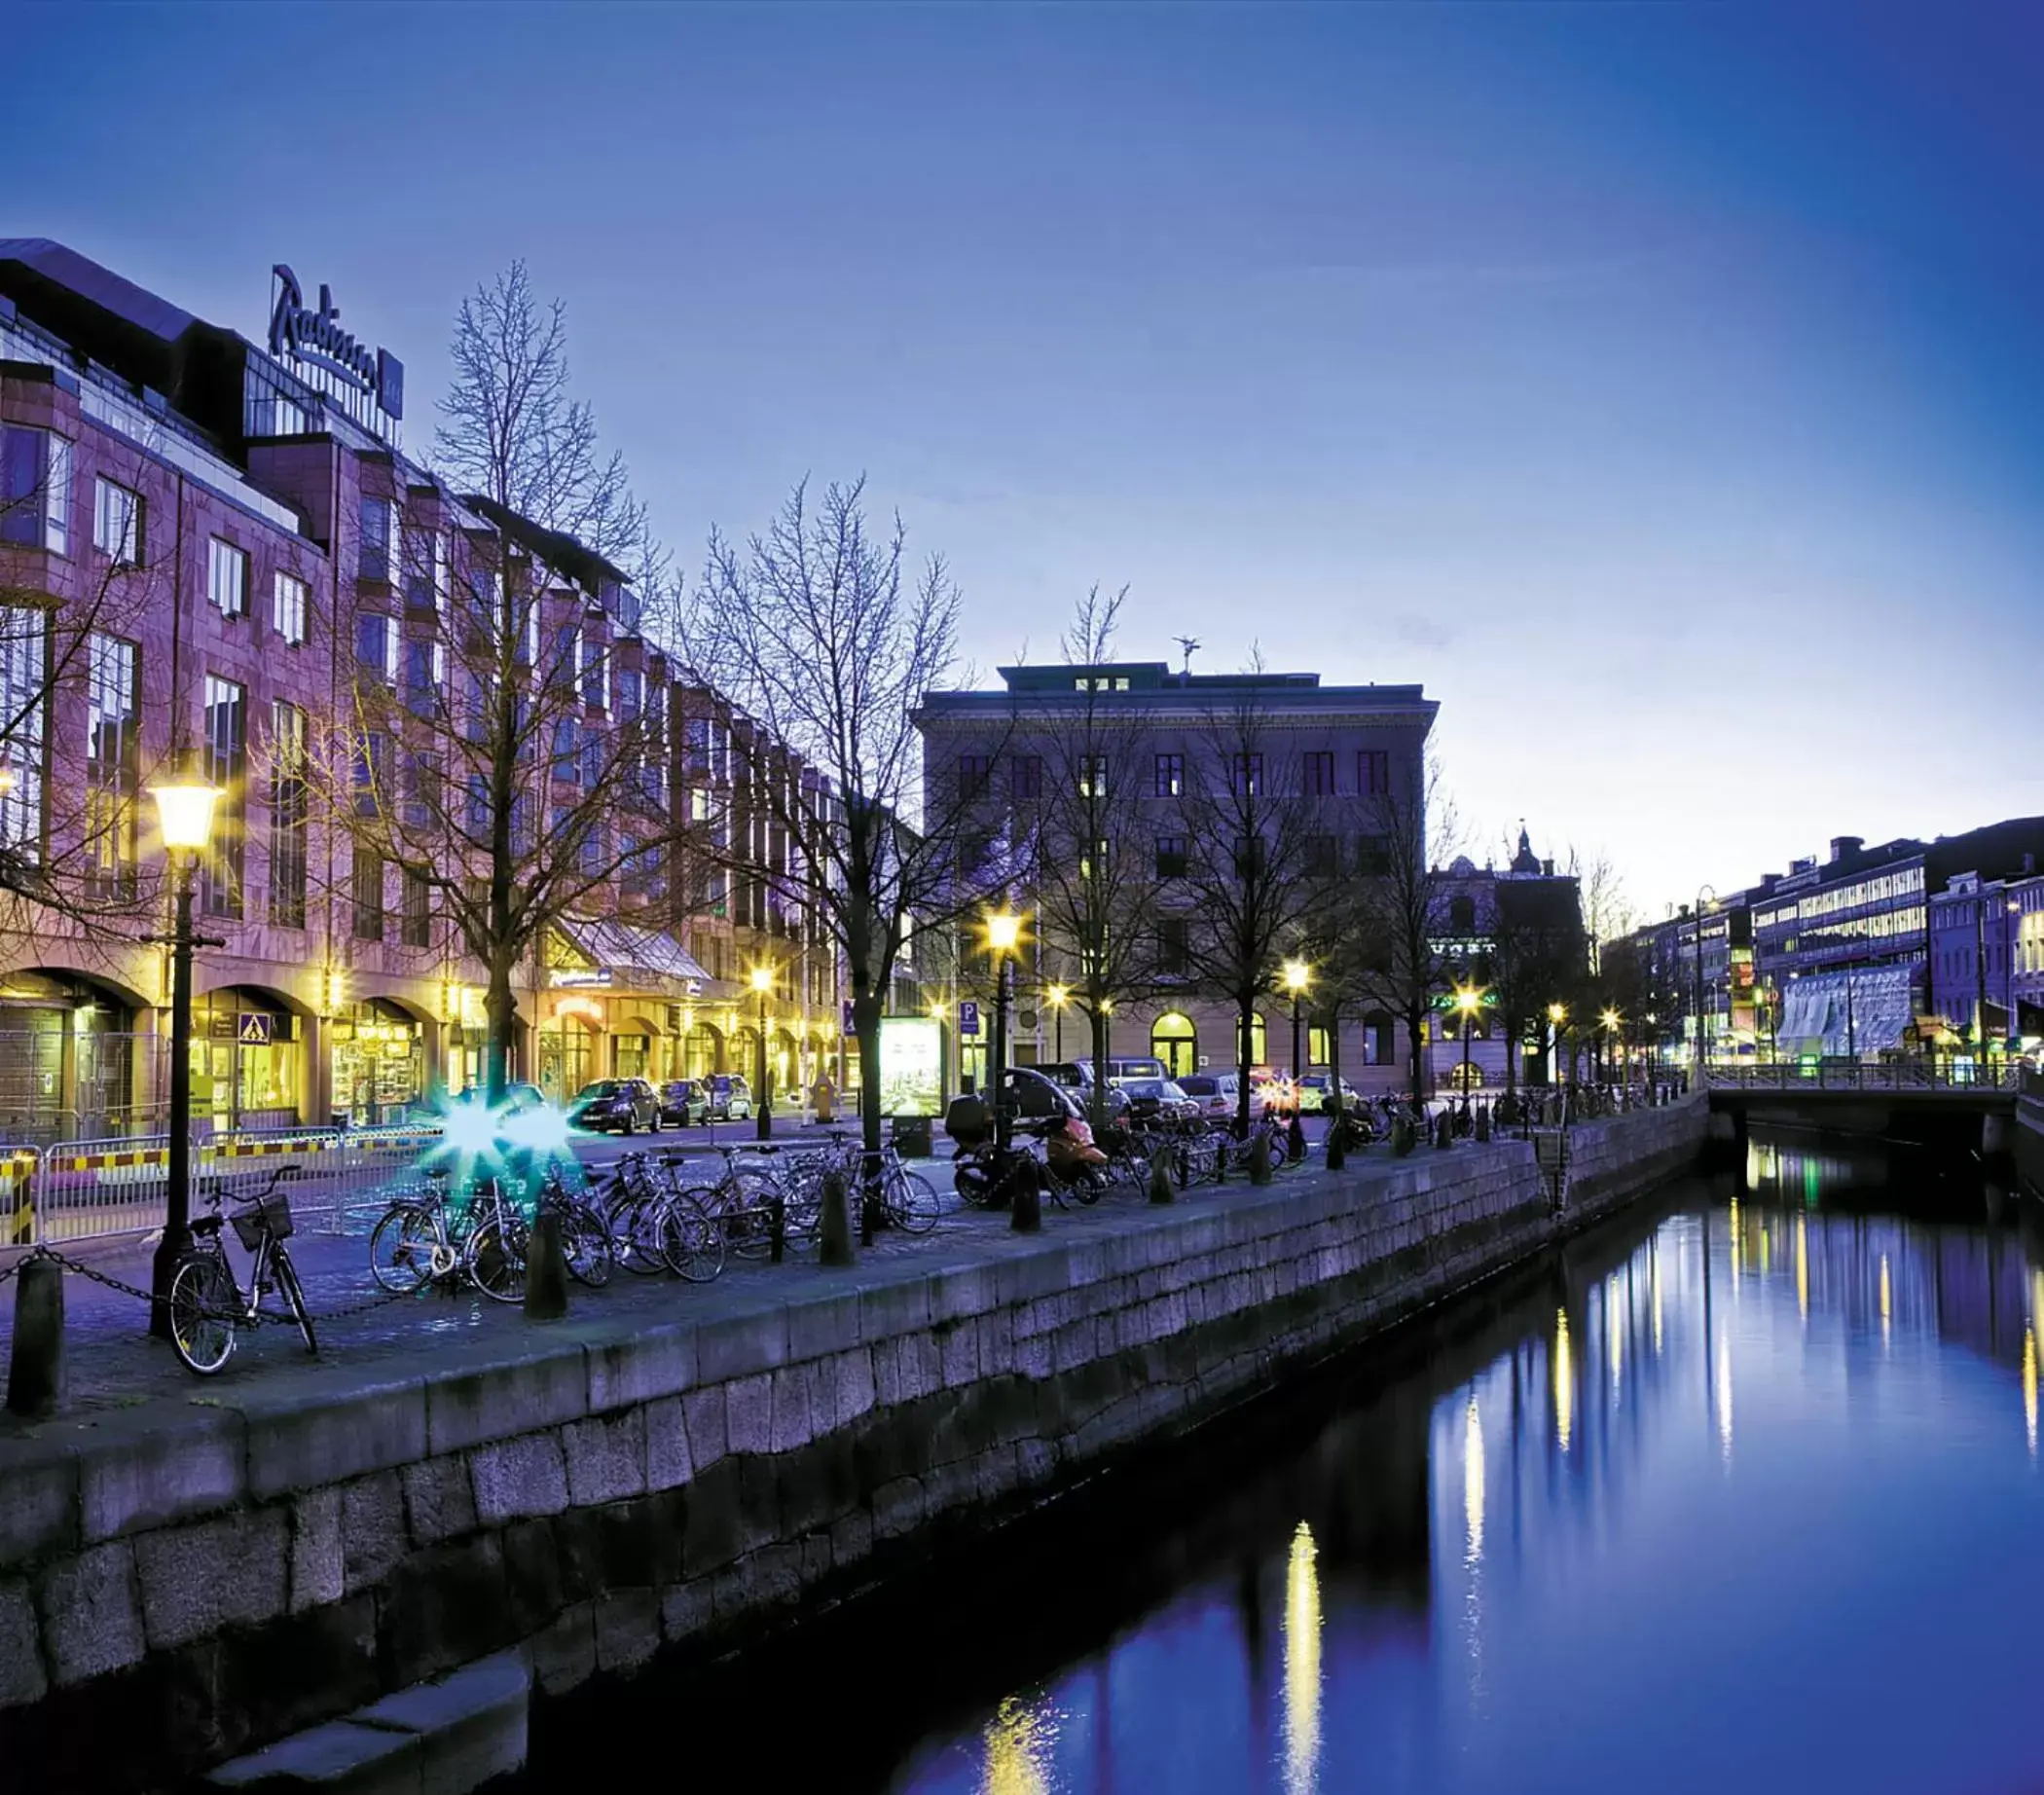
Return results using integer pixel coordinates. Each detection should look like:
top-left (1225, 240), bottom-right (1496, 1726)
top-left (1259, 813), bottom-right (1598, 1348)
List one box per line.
top-left (550, 919), bottom-right (712, 995)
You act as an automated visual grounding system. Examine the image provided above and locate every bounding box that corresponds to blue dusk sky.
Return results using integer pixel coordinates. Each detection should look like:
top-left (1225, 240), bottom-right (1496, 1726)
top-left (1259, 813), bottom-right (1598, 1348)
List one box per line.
top-left (8, 1), bottom-right (2041, 919)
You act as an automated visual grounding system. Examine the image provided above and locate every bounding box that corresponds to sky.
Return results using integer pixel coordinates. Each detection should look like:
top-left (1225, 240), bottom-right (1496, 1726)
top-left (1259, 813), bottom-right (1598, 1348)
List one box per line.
top-left (8, 1), bottom-right (2042, 924)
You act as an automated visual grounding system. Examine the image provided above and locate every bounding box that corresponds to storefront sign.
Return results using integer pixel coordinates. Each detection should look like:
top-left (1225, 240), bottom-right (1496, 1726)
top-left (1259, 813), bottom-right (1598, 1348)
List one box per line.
top-left (268, 266), bottom-right (405, 419)
top-left (877, 1017), bottom-right (942, 1117)
top-left (551, 969), bottom-right (613, 988)
top-left (237, 1012), bottom-right (274, 1045)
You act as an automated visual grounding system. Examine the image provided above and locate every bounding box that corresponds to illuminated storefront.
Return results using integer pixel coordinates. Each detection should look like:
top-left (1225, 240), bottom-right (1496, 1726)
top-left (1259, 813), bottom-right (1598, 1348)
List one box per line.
top-left (329, 999), bottom-right (423, 1126)
top-left (195, 987), bottom-right (304, 1131)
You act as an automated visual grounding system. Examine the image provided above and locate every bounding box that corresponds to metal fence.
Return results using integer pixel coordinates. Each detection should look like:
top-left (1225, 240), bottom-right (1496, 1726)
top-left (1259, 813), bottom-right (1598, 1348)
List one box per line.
top-left (11, 1123), bottom-right (445, 1247)
top-left (1701, 1061), bottom-right (2025, 1093)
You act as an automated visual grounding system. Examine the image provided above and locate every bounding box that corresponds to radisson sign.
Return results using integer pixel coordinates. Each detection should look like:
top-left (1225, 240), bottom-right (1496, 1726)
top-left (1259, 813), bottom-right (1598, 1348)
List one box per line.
top-left (267, 265), bottom-right (405, 420)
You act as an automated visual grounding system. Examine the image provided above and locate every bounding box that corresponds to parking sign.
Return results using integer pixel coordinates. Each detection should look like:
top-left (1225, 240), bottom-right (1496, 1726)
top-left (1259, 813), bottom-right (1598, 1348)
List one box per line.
top-left (960, 1001), bottom-right (980, 1038)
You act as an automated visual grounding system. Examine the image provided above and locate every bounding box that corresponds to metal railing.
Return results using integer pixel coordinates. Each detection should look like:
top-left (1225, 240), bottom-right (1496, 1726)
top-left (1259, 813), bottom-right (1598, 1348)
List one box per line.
top-left (1701, 1061), bottom-right (2025, 1094)
top-left (16, 1123), bottom-right (448, 1247)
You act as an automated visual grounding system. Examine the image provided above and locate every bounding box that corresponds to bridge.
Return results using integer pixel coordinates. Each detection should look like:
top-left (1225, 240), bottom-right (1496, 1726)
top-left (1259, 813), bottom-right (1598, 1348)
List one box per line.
top-left (1700, 1061), bottom-right (2035, 1167)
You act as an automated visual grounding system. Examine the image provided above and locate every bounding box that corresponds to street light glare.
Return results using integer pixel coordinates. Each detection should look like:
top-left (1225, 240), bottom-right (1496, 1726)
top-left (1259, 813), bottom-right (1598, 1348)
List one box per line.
top-left (149, 762), bottom-right (223, 854)
top-left (1455, 986), bottom-right (1483, 1015)
top-left (985, 910), bottom-right (1023, 954)
top-left (748, 964), bottom-right (775, 995)
top-left (1548, 1002), bottom-right (1567, 1024)
top-left (1283, 957), bottom-right (1311, 994)
top-left (1045, 982), bottom-right (1070, 1007)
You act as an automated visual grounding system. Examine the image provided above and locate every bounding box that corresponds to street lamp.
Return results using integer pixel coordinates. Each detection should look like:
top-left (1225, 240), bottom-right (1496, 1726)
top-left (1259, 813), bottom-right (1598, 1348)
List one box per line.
top-left (748, 964), bottom-right (775, 1141)
top-left (1282, 956), bottom-right (1310, 1096)
top-left (983, 910), bottom-right (1024, 1154)
top-left (1455, 986), bottom-right (1483, 1099)
top-left (1547, 1002), bottom-right (1567, 1088)
top-left (1600, 1007), bottom-right (1622, 1085)
top-left (1694, 885), bottom-right (1717, 1076)
top-left (147, 752), bottom-right (222, 1339)
top-left (1045, 982), bottom-right (1070, 1062)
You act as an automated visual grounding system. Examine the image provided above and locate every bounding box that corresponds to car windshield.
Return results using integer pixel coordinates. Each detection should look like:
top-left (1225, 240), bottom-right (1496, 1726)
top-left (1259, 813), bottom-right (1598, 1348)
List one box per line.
top-left (1159, 1082), bottom-right (1188, 1101)
top-left (572, 1081), bottom-right (621, 1100)
top-left (1179, 1077), bottom-right (1215, 1095)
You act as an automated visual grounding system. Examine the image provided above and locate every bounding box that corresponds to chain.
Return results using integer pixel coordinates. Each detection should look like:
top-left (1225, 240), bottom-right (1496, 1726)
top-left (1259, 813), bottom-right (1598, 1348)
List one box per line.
top-left (9, 1242), bottom-right (414, 1328)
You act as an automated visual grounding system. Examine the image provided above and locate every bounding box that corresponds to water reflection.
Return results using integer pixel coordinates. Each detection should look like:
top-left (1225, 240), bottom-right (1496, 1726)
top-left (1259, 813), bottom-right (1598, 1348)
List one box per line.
top-left (1552, 1309), bottom-right (1573, 1452)
top-left (1281, 1523), bottom-right (1321, 1795)
top-left (980, 1695), bottom-right (1053, 1795)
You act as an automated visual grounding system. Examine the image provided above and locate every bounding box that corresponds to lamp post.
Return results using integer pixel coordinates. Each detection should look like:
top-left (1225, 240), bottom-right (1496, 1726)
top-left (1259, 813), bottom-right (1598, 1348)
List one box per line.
top-left (1282, 957), bottom-right (1310, 1101)
top-left (1601, 1007), bottom-right (1622, 1087)
top-left (984, 911), bottom-right (1023, 1154)
top-left (1455, 985), bottom-right (1482, 1099)
top-left (1547, 1002), bottom-right (1567, 1089)
top-left (1045, 982), bottom-right (1069, 1062)
top-left (1694, 885), bottom-right (1716, 1079)
top-left (748, 964), bottom-right (774, 1141)
top-left (147, 756), bottom-right (223, 1339)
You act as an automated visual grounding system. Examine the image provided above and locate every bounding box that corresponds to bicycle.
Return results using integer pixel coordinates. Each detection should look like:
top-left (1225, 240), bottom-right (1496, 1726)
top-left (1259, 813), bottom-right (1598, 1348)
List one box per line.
top-left (367, 1169), bottom-right (531, 1303)
top-left (167, 1165), bottom-right (318, 1375)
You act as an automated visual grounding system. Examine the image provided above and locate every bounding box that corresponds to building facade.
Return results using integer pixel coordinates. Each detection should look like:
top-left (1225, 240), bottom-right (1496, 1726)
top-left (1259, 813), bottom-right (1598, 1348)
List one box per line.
top-left (0, 239), bottom-right (838, 1142)
top-left (915, 657), bottom-right (1437, 1092)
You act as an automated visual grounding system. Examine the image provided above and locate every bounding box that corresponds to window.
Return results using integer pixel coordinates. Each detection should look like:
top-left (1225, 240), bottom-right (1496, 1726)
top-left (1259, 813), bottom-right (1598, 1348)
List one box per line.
top-left (431, 534), bottom-right (452, 612)
top-left (1357, 834), bottom-right (1392, 876)
top-left (552, 715), bottom-right (580, 784)
top-left (581, 636), bottom-right (608, 710)
top-left (84, 634), bottom-right (139, 900)
top-left (354, 612), bottom-right (397, 681)
top-left (402, 750), bottom-right (440, 829)
top-left (617, 666), bottom-right (642, 722)
top-left (400, 867), bottom-right (432, 948)
top-left (1302, 751), bottom-right (1335, 796)
top-left (580, 818), bottom-right (606, 875)
top-left (352, 730), bottom-right (387, 819)
top-left (359, 496), bottom-right (398, 583)
top-left (0, 427), bottom-right (72, 554)
top-left (1358, 750), bottom-right (1389, 795)
top-left (92, 478), bottom-right (141, 564)
top-left (1231, 753), bottom-right (1262, 797)
top-left (1233, 835), bottom-right (1265, 879)
top-left (1077, 757), bottom-right (1109, 799)
top-left (1305, 833), bottom-right (1340, 877)
top-left (1153, 753), bottom-right (1183, 798)
top-left (403, 638), bottom-right (444, 716)
top-left (1011, 754), bottom-right (1042, 801)
top-left (269, 701), bottom-right (307, 928)
top-left (201, 676), bottom-right (246, 916)
top-left (207, 537), bottom-right (247, 617)
top-left (1157, 915), bottom-right (1190, 974)
top-left (1448, 894), bottom-right (1477, 934)
top-left (273, 571), bottom-right (308, 646)
top-left (957, 753), bottom-right (992, 800)
top-left (1155, 835), bottom-right (1188, 878)
top-left (351, 844), bottom-right (384, 940)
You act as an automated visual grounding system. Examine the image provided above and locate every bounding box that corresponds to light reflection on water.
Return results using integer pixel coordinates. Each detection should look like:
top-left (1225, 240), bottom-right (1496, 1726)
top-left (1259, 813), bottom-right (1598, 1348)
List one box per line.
top-left (892, 1138), bottom-right (2044, 1795)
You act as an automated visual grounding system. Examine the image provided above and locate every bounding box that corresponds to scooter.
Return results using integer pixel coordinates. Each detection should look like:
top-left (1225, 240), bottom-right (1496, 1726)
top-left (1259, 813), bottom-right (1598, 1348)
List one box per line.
top-left (954, 1112), bottom-right (1108, 1207)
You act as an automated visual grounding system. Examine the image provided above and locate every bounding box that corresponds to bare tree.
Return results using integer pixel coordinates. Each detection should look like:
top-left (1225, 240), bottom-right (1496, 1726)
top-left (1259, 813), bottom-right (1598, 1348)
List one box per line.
top-left (1023, 586), bottom-right (1167, 1125)
top-left (688, 476), bottom-right (1012, 1155)
top-left (1175, 663), bottom-right (1327, 1134)
top-left (312, 263), bottom-right (672, 1101)
top-left (1351, 756), bottom-right (1458, 1106)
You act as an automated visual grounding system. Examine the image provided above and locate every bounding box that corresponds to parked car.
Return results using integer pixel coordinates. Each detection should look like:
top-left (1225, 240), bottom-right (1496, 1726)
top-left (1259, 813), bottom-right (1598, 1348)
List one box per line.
top-left (658, 1079), bottom-right (711, 1127)
top-left (1115, 1077), bottom-right (1200, 1125)
top-left (1296, 1074), bottom-right (1363, 1114)
top-left (1176, 1071), bottom-right (1264, 1124)
top-left (1001, 1066), bottom-right (1083, 1120)
top-left (567, 1078), bottom-right (662, 1134)
top-left (705, 1074), bottom-right (753, 1121)
top-left (1105, 1057), bottom-right (1168, 1085)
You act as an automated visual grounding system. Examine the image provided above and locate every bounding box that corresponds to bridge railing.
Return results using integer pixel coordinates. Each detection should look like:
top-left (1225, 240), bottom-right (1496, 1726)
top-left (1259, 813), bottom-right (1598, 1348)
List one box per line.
top-left (1701, 1061), bottom-right (2024, 1094)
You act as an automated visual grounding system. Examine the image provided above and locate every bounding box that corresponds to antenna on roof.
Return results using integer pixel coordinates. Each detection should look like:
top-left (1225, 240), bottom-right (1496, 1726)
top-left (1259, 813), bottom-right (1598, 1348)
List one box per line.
top-left (1173, 637), bottom-right (1200, 679)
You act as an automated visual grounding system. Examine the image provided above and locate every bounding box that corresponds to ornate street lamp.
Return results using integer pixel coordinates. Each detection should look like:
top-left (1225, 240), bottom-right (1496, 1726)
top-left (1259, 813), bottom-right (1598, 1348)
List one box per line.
top-left (748, 964), bottom-right (775, 1141)
top-left (1281, 957), bottom-right (1310, 1159)
top-left (146, 752), bottom-right (222, 1339)
top-left (1547, 1002), bottom-right (1567, 1088)
top-left (1600, 1007), bottom-right (1623, 1085)
top-left (983, 909), bottom-right (1036, 1229)
top-left (1044, 982), bottom-right (1070, 1062)
top-left (1456, 985), bottom-right (1484, 1098)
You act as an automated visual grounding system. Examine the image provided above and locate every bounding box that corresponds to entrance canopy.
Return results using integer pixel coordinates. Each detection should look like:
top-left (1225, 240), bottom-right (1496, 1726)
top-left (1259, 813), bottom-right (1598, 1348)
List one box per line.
top-left (1776, 966), bottom-right (1914, 1057)
top-left (550, 919), bottom-right (712, 997)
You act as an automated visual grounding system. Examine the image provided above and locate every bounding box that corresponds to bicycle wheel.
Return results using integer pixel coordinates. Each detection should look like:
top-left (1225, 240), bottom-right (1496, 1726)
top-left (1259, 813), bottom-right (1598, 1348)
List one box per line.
top-left (556, 1199), bottom-right (615, 1288)
top-left (608, 1192), bottom-right (669, 1276)
top-left (272, 1247), bottom-right (318, 1355)
top-left (369, 1203), bottom-right (436, 1294)
top-left (661, 1192), bottom-right (727, 1283)
top-left (884, 1169), bottom-right (942, 1232)
top-left (467, 1217), bottom-right (528, 1303)
top-left (168, 1254), bottom-right (237, 1375)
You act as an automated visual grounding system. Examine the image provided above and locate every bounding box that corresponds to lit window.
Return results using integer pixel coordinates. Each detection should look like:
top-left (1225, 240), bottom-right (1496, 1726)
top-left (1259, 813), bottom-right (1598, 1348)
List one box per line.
top-left (207, 537), bottom-right (248, 618)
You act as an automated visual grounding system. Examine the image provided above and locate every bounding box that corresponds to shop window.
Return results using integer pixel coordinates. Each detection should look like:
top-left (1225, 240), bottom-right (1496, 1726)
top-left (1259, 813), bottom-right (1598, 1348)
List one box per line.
top-left (85, 633), bottom-right (138, 901)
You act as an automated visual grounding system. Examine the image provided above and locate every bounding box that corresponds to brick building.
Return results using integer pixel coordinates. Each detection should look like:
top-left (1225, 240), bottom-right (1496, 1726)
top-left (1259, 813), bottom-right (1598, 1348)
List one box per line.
top-left (0, 240), bottom-right (837, 1140)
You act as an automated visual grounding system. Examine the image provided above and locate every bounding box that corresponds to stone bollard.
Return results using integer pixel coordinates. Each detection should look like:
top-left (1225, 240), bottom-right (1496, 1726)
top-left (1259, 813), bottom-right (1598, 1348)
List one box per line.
top-left (1326, 1115), bottom-right (1346, 1172)
top-left (820, 1169), bottom-right (855, 1266)
top-left (6, 1253), bottom-right (64, 1417)
top-left (1149, 1145), bottom-right (1176, 1205)
top-left (1476, 1104), bottom-right (1492, 1143)
top-left (1008, 1154), bottom-right (1042, 1233)
top-left (523, 1213), bottom-right (570, 1322)
top-left (1286, 1114), bottom-right (1306, 1165)
top-left (1434, 1111), bottom-right (1452, 1150)
top-left (1391, 1117), bottom-right (1414, 1157)
top-left (1249, 1133), bottom-right (1274, 1185)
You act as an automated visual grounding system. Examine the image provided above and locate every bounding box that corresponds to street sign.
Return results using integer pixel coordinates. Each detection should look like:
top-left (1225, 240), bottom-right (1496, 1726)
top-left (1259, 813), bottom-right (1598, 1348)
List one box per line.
top-left (237, 1012), bottom-right (274, 1045)
top-left (842, 1000), bottom-right (857, 1037)
top-left (960, 1000), bottom-right (980, 1038)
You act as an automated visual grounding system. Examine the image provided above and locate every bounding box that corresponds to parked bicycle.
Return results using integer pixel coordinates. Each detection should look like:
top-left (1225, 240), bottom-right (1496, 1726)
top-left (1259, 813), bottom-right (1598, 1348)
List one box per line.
top-left (167, 1165), bottom-right (317, 1375)
top-left (367, 1167), bottom-right (533, 1303)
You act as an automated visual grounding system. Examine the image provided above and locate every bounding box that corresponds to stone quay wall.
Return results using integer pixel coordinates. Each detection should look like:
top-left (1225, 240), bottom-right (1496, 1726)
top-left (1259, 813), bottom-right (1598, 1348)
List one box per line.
top-left (0, 1098), bottom-right (1706, 1789)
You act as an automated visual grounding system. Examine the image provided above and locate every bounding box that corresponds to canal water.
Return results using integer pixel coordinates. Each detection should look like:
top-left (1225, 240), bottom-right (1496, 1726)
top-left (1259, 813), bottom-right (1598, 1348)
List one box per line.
top-left (529, 1133), bottom-right (2044, 1795)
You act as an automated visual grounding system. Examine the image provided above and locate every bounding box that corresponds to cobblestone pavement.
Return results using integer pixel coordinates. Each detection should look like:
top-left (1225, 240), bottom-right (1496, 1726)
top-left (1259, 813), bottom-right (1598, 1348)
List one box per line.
top-left (0, 1120), bottom-right (1350, 1416)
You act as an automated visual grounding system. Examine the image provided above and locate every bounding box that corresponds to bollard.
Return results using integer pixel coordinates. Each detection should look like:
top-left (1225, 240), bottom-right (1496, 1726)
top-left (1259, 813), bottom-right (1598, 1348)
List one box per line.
top-left (523, 1213), bottom-right (570, 1321)
top-left (1149, 1146), bottom-right (1175, 1205)
top-left (1249, 1133), bottom-right (1274, 1185)
top-left (1008, 1154), bottom-right (1042, 1233)
top-left (1476, 1104), bottom-right (1492, 1143)
top-left (820, 1170), bottom-right (855, 1266)
top-left (769, 1188), bottom-right (785, 1264)
top-left (1392, 1117), bottom-right (1414, 1157)
top-left (859, 1173), bottom-right (877, 1249)
top-left (1286, 1114), bottom-right (1306, 1166)
top-left (7, 1253), bottom-right (64, 1417)
top-left (1326, 1116), bottom-right (1346, 1172)
top-left (1434, 1111), bottom-right (1452, 1150)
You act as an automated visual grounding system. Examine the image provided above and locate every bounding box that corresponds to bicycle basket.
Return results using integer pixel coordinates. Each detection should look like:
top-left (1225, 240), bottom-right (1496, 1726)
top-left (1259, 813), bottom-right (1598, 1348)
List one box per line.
top-left (231, 1188), bottom-right (295, 1249)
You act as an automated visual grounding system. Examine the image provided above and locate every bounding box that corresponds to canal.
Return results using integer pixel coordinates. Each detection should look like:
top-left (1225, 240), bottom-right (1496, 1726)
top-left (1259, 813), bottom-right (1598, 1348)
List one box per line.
top-left (524, 1131), bottom-right (2044, 1794)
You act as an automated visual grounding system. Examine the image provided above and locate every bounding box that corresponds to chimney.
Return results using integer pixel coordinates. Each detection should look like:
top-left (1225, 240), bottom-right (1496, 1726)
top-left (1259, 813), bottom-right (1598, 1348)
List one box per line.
top-left (1829, 835), bottom-right (1863, 865)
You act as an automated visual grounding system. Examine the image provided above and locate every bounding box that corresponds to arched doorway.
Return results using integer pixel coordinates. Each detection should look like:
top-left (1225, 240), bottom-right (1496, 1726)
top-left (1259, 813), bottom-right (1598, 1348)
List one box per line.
top-left (0, 967), bottom-right (149, 1142)
top-left (1150, 1012), bottom-right (1196, 1079)
top-left (770, 1029), bottom-right (798, 1107)
top-left (197, 984), bottom-right (309, 1132)
top-left (683, 1022), bottom-right (722, 1080)
top-left (538, 1007), bottom-right (601, 1101)
top-left (613, 1016), bottom-right (662, 1081)
top-left (329, 995), bottom-right (426, 1128)
top-left (1241, 1012), bottom-right (1267, 1070)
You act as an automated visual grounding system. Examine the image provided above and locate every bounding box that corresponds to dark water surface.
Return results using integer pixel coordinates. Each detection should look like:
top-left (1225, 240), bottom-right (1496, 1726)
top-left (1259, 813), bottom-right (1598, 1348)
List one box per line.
top-left (529, 1134), bottom-right (2044, 1795)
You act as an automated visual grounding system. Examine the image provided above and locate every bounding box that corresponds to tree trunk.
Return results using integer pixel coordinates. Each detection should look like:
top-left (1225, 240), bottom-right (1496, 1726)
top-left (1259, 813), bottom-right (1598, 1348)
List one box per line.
top-left (1406, 1009), bottom-right (1426, 1107)
top-left (854, 990), bottom-right (885, 1156)
top-left (1088, 1006), bottom-right (1112, 1133)
top-left (486, 952), bottom-right (517, 1105)
top-left (1236, 999), bottom-right (1255, 1136)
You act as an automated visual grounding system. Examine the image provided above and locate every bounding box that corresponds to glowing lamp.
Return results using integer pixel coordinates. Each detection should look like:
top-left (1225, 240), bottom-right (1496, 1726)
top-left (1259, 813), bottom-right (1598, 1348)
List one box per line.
top-left (1282, 958), bottom-right (1310, 995)
top-left (1045, 983), bottom-right (1070, 1008)
top-left (1547, 1003), bottom-right (1567, 1026)
top-left (149, 756), bottom-right (222, 855)
top-left (1601, 1007), bottom-right (1622, 1031)
top-left (985, 910), bottom-right (1023, 956)
top-left (1455, 986), bottom-right (1482, 1017)
top-left (748, 964), bottom-right (775, 996)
